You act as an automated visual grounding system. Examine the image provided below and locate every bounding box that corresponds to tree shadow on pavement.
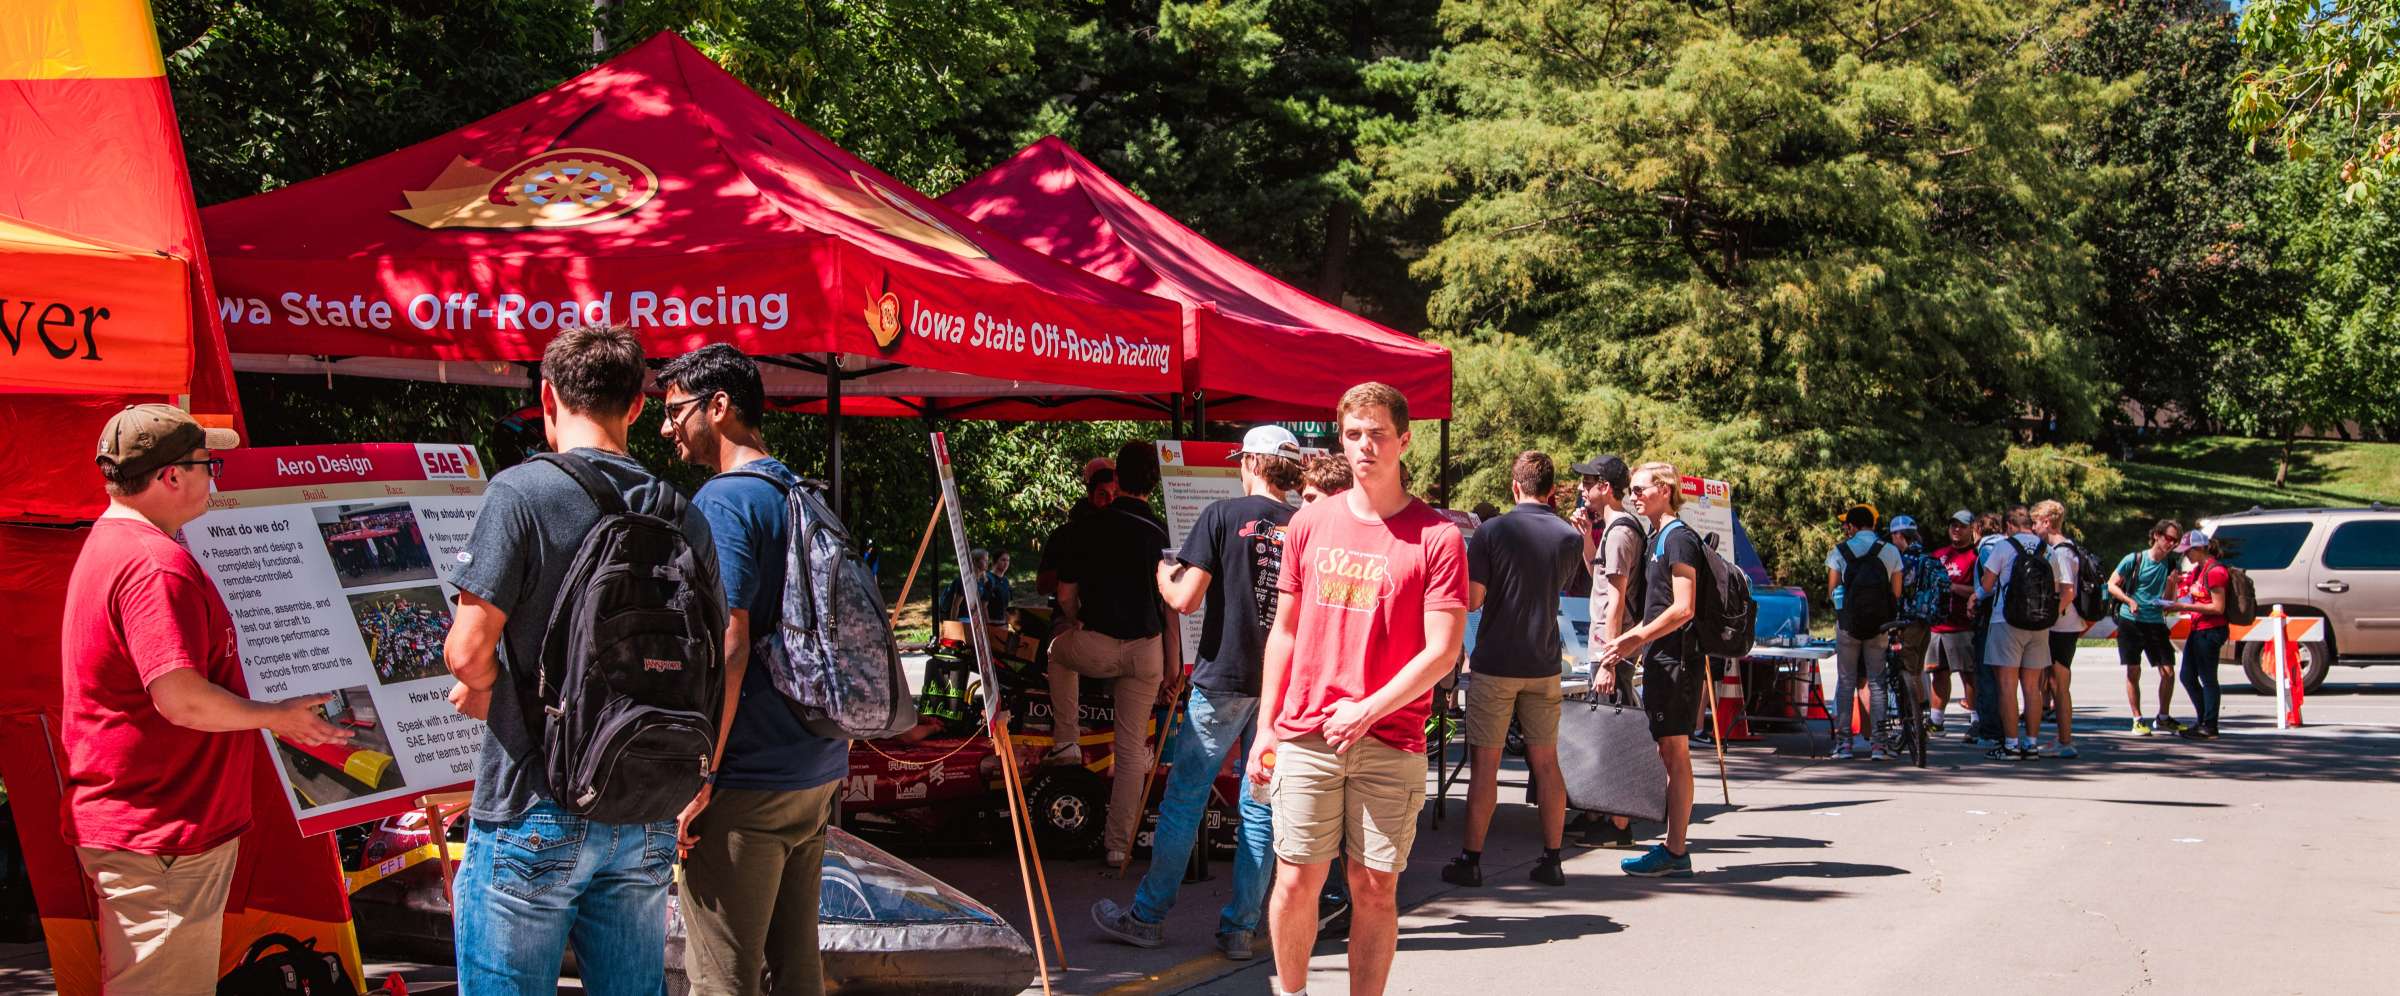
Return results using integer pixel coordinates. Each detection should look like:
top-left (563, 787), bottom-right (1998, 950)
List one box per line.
top-left (1396, 911), bottom-right (1623, 952)
top-left (1759, 720), bottom-right (2399, 786)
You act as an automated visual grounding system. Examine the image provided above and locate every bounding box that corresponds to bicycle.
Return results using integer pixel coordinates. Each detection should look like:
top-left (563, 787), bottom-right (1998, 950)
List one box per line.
top-left (1872, 621), bottom-right (1928, 768)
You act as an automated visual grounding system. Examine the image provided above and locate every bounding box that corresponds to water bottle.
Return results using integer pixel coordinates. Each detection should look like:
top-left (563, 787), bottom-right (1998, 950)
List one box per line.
top-left (1250, 747), bottom-right (1276, 804)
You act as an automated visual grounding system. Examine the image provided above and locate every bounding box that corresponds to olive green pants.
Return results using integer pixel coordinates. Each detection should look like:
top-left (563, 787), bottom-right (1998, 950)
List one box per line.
top-left (679, 781), bottom-right (842, 996)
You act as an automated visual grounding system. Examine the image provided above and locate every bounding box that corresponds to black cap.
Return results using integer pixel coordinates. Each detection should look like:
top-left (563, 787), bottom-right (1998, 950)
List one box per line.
top-left (1570, 455), bottom-right (1631, 492)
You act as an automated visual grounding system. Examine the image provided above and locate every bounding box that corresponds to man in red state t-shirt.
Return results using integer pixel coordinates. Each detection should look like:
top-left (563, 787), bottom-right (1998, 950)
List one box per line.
top-left (61, 405), bottom-right (348, 996)
top-left (1246, 382), bottom-right (1467, 996)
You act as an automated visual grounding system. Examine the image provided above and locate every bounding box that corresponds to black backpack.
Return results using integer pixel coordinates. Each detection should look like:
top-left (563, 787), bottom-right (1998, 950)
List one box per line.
top-left (2056, 539), bottom-right (2109, 623)
top-left (218, 932), bottom-right (358, 996)
top-left (719, 470), bottom-right (917, 740)
top-left (1836, 539), bottom-right (1897, 639)
top-left (529, 452), bottom-right (725, 825)
top-left (1656, 520), bottom-right (1756, 659)
top-left (2000, 536), bottom-right (2060, 630)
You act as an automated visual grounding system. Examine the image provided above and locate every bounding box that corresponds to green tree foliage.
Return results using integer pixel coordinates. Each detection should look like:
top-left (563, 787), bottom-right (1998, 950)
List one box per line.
top-left (1371, 0), bottom-right (2128, 588)
top-left (983, 0), bottom-right (1444, 321)
top-left (2212, 145), bottom-right (2400, 483)
top-left (2059, 0), bottom-right (2275, 430)
top-left (2232, 0), bottom-right (2400, 202)
top-left (156, 0), bottom-right (602, 203)
top-left (606, 0), bottom-right (1049, 190)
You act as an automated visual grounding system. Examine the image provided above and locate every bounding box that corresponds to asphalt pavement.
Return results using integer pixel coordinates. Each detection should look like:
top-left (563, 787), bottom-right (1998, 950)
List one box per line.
top-left (929, 651), bottom-right (2400, 995)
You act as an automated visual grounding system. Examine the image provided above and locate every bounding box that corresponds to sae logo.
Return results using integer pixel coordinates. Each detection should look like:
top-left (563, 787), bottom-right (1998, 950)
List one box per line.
top-left (415, 444), bottom-right (483, 481)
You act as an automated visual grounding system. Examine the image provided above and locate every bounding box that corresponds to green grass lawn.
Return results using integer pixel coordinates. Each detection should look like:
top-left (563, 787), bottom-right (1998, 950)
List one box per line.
top-left (2089, 436), bottom-right (2397, 557)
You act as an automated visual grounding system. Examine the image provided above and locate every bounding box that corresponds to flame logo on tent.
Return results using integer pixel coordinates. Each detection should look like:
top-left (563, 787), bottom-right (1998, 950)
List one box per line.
top-left (863, 272), bottom-right (903, 353)
top-left (393, 148), bottom-right (659, 229)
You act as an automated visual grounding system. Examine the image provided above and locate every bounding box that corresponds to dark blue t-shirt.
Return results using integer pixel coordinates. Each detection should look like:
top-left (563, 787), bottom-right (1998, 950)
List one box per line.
top-left (695, 457), bottom-right (849, 792)
top-left (1466, 501), bottom-right (1583, 677)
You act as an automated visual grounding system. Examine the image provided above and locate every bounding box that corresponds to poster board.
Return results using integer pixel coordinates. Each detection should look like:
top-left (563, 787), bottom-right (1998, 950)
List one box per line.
top-left (1679, 474), bottom-right (1735, 558)
top-left (1156, 441), bottom-right (1248, 665)
top-left (1152, 440), bottom-right (1327, 666)
top-left (178, 443), bottom-right (488, 835)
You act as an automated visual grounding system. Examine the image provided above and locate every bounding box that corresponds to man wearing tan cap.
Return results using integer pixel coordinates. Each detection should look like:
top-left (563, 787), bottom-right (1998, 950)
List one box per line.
top-left (61, 405), bottom-right (351, 995)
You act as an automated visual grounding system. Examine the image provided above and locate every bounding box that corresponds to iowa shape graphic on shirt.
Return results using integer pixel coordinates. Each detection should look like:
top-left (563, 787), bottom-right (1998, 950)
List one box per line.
top-left (1313, 547), bottom-right (1392, 612)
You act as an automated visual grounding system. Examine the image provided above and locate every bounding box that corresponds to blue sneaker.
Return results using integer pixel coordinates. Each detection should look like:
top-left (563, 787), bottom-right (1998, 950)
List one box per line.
top-left (1620, 844), bottom-right (1693, 878)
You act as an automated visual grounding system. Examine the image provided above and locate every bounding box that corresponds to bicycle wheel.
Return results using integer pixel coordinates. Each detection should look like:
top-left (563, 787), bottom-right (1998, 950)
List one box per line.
top-left (1899, 683), bottom-right (1927, 767)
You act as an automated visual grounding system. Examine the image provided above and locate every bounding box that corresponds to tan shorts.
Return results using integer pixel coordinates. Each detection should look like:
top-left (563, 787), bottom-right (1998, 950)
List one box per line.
top-left (78, 838), bottom-right (240, 996)
top-left (1270, 733), bottom-right (1427, 873)
top-left (1464, 673), bottom-right (1563, 749)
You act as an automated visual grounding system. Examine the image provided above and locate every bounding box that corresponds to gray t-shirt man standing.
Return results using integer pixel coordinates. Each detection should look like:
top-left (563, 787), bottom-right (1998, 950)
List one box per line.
top-left (442, 325), bottom-right (718, 995)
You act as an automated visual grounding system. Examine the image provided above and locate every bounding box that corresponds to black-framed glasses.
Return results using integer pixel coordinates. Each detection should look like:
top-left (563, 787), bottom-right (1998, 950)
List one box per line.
top-left (662, 393), bottom-right (717, 424)
top-left (167, 458), bottom-right (224, 479)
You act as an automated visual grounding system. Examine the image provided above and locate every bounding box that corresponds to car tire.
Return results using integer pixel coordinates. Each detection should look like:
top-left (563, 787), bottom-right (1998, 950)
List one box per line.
top-left (2238, 637), bottom-right (2333, 695)
top-left (1025, 767), bottom-right (1108, 859)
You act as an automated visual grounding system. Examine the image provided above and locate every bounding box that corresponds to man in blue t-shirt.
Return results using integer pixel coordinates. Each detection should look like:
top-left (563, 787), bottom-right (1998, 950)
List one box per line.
top-left (658, 345), bottom-right (850, 995)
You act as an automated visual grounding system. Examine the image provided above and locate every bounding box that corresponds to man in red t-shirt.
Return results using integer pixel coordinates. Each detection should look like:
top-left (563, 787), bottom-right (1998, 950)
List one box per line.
top-left (1924, 510), bottom-right (1982, 730)
top-left (1247, 383), bottom-right (1467, 996)
top-left (62, 405), bottom-right (349, 995)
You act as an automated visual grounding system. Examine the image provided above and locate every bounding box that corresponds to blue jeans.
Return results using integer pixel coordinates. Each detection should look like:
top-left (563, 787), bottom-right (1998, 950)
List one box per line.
top-left (1131, 687), bottom-right (1272, 935)
top-left (1970, 609), bottom-right (2003, 740)
top-left (454, 800), bottom-right (677, 996)
top-left (2180, 626), bottom-right (2229, 730)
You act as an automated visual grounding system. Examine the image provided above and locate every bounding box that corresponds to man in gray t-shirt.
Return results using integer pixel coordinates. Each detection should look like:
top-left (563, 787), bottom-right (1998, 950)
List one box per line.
top-left (441, 326), bottom-right (717, 995)
top-left (1566, 454), bottom-right (1644, 846)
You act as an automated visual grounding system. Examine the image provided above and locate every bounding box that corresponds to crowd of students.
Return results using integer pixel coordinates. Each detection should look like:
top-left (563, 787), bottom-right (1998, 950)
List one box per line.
top-left (356, 593), bottom-right (451, 684)
top-left (56, 324), bottom-right (2248, 996)
top-left (1818, 501), bottom-right (2238, 762)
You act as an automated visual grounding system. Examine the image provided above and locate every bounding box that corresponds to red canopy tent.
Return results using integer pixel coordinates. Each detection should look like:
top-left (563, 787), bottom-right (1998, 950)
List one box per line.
top-left (940, 136), bottom-right (1451, 421)
top-left (203, 31), bottom-right (1186, 436)
top-left (5, 3), bottom-right (360, 991)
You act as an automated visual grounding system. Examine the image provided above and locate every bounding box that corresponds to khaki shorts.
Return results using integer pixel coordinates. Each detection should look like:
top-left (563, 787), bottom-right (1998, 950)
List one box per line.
top-left (1464, 673), bottom-right (1563, 749)
top-left (1984, 624), bottom-right (2052, 670)
top-left (1270, 733), bottom-right (1427, 873)
top-left (78, 838), bottom-right (240, 996)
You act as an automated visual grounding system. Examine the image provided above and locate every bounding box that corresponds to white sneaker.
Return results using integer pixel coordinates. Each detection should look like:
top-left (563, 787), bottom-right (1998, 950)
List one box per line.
top-left (1831, 742), bottom-right (1854, 760)
top-left (1042, 743), bottom-right (1085, 767)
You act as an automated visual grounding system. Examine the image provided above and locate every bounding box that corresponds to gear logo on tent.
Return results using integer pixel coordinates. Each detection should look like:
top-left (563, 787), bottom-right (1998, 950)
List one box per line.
top-left (393, 147), bottom-right (659, 229)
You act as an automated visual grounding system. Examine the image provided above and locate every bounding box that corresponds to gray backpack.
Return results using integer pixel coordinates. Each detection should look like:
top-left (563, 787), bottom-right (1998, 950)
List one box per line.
top-left (723, 471), bottom-right (916, 740)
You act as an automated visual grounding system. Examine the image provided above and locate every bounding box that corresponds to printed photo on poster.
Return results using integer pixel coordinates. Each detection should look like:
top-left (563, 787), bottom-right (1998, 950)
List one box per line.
top-left (349, 586), bottom-right (453, 685)
top-left (314, 501), bottom-right (436, 588)
top-left (275, 685), bottom-right (408, 808)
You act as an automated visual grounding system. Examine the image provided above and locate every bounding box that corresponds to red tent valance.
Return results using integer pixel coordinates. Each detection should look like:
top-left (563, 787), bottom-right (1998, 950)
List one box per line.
top-left (941, 137), bottom-right (1451, 420)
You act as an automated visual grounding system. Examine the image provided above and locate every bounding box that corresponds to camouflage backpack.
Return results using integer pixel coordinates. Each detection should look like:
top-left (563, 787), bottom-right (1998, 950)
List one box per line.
top-left (722, 471), bottom-right (916, 740)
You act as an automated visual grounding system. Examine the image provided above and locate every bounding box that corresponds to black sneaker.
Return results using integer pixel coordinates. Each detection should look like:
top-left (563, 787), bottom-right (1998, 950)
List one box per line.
top-left (1440, 855), bottom-right (1482, 887)
top-left (1531, 855), bottom-right (1567, 886)
top-left (2176, 726), bottom-right (2214, 741)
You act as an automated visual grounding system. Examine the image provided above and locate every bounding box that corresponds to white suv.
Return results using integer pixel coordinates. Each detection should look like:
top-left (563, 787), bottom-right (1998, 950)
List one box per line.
top-left (2199, 505), bottom-right (2400, 693)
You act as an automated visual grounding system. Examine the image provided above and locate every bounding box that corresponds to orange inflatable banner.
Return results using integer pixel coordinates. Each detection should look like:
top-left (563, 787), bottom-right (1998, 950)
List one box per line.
top-left (0, 215), bottom-right (194, 394)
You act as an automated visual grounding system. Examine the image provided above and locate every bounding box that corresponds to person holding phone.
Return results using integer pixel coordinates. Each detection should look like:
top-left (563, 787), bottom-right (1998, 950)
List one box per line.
top-left (2109, 520), bottom-right (2185, 735)
top-left (2172, 529), bottom-right (2232, 740)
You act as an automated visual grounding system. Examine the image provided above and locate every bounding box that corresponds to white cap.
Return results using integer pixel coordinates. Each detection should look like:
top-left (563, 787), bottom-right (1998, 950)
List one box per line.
top-left (1233, 425), bottom-right (1302, 462)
